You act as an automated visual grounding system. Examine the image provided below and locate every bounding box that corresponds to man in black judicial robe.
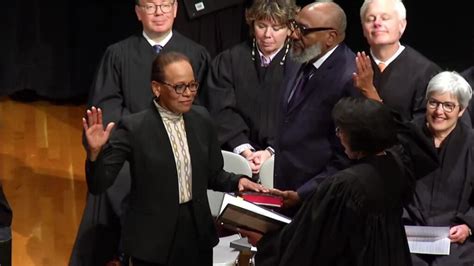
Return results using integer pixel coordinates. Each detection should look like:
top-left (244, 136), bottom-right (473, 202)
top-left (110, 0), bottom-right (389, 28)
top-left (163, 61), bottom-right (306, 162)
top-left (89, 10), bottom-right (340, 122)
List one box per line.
top-left (88, 32), bottom-right (210, 125)
top-left (70, 1), bottom-right (210, 265)
top-left (370, 46), bottom-right (441, 120)
top-left (354, 0), bottom-right (441, 121)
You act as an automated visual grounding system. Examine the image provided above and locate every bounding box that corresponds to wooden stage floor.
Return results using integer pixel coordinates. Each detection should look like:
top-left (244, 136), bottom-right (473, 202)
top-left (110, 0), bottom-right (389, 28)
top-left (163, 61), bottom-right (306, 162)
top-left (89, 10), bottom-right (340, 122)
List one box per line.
top-left (0, 96), bottom-right (87, 265)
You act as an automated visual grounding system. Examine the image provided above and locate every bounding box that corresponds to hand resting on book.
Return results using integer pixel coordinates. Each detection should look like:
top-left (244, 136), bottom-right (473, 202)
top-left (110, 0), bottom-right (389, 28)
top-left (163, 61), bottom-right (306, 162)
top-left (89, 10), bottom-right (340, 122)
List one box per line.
top-left (269, 188), bottom-right (301, 209)
top-left (238, 178), bottom-right (270, 193)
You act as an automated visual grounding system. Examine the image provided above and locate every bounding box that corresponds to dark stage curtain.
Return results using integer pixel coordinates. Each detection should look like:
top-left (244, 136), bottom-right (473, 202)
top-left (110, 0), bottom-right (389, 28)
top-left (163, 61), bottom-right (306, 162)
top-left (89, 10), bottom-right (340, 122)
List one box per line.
top-left (338, 0), bottom-right (473, 71)
top-left (0, 0), bottom-right (250, 101)
top-left (1, 0), bottom-right (472, 101)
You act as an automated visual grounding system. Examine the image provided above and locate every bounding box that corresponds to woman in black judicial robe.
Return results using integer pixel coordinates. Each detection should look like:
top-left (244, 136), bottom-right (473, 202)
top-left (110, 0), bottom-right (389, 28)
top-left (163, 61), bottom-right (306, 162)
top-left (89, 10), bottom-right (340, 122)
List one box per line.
top-left (240, 97), bottom-right (413, 266)
top-left (204, 0), bottom-right (299, 173)
top-left (403, 71), bottom-right (474, 266)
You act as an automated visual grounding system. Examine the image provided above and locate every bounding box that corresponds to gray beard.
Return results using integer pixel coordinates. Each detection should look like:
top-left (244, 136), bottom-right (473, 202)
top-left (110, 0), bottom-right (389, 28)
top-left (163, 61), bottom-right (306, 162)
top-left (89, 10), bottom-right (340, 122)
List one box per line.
top-left (290, 42), bottom-right (322, 64)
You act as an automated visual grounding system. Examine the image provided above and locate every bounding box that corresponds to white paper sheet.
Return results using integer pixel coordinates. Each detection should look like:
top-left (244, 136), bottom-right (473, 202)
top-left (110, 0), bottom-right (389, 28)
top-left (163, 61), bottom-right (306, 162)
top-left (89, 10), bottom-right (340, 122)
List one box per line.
top-left (405, 225), bottom-right (450, 255)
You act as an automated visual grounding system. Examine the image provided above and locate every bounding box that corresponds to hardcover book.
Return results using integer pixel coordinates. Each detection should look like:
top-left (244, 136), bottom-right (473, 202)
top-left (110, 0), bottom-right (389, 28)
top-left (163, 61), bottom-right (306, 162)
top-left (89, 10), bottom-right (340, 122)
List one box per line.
top-left (217, 193), bottom-right (291, 234)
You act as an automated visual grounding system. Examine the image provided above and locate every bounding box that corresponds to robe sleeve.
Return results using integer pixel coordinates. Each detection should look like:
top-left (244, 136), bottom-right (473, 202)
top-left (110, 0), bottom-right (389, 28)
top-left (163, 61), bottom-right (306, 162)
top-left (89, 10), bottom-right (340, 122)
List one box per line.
top-left (453, 145), bottom-right (474, 229)
top-left (87, 46), bottom-right (130, 126)
top-left (192, 107), bottom-right (242, 192)
top-left (192, 48), bottom-right (211, 106)
top-left (205, 50), bottom-right (251, 149)
top-left (256, 175), bottom-right (365, 266)
top-left (0, 184), bottom-right (12, 227)
top-left (411, 61), bottom-right (441, 119)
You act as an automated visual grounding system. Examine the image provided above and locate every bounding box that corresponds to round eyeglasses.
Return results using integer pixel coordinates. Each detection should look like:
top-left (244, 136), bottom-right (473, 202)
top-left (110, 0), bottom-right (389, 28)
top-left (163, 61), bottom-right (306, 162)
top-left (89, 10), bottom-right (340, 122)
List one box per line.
top-left (159, 80), bottom-right (199, 94)
top-left (427, 99), bottom-right (459, 113)
top-left (139, 2), bottom-right (175, 15)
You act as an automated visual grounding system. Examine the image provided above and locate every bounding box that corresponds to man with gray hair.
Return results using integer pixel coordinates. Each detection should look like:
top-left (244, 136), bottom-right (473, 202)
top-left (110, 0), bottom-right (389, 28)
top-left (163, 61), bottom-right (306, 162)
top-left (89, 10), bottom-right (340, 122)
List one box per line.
top-left (353, 0), bottom-right (441, 121)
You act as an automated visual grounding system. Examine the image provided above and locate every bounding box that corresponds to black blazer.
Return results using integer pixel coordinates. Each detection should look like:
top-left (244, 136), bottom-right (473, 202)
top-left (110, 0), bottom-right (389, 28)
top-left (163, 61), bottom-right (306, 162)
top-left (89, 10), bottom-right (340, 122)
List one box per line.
top-left (274, 43), bottom-right (359, 200)
top-left (86, 104), bottom-right (241, 263)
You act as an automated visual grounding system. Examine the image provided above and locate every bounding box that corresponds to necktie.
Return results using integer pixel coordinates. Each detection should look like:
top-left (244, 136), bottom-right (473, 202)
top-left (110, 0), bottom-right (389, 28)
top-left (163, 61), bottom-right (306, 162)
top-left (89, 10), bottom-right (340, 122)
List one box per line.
top-left (261, 55), bottom-right (271, 67)
top-left (378, 62), bottom-right (386, 72)
top-left (157, 103), bottom-right (192, 203)
top-left (170, 120), bottom-right (192, 203)
top-left (288, 64), bottom-right (315, 108)
top-left (153, 44), bottom-right (163, 54)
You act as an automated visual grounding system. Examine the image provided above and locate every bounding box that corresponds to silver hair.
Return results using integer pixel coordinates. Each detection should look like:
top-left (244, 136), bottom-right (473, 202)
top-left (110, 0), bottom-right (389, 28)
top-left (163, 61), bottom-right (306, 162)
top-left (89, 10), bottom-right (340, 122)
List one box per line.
top-left (360, 0), bottom-right (407, 20)
top-left (426, 71), bottom-right (473, 109)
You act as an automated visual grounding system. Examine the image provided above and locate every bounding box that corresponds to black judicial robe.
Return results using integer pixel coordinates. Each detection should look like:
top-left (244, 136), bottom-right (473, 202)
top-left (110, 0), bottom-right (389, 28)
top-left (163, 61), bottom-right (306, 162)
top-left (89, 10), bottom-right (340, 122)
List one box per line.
top-left (404, 119), bottom-right (474, 265)
top-left (372, 46), bottom-right (441, 121)
top-left (256, 153), bottom-right (413, 266)
top-left (205, 40), bottom-right (295, 150)
top-left (87, 31), bottom-right (211, 125)
top-left (462, 66), bottom-right (474, 127)
top-left (0, 183), bottom-right (12, 227)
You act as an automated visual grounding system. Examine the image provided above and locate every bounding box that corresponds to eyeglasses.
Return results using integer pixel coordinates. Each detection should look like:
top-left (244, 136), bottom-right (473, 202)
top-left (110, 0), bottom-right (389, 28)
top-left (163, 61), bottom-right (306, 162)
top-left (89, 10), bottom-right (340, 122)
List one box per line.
top-left (427, 99), bottom-right (459, 113)
top-left (289, 20), bottom-right (335, 36)
top-left (159, 80), bottom-right (199, 94)
top-left (139, 2), bottom-right (175, 14)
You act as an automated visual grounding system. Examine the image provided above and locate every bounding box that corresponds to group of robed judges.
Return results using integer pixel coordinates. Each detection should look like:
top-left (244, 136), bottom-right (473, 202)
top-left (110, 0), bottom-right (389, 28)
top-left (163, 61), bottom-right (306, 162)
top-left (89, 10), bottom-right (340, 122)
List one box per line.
top-left (71, 0), bottom-right (474, 265)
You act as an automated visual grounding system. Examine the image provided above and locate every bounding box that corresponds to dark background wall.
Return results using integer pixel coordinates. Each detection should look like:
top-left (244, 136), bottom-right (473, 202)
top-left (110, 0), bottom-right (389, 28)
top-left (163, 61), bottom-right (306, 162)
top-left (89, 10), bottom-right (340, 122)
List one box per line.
top-left (0, 0), bottom-right (472, 101)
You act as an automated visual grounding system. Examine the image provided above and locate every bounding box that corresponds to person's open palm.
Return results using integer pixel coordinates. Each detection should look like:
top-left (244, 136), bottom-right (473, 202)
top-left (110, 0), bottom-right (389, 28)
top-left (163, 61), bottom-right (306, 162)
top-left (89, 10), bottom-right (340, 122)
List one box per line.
top-left (82, 107), bottom-right (115, 155)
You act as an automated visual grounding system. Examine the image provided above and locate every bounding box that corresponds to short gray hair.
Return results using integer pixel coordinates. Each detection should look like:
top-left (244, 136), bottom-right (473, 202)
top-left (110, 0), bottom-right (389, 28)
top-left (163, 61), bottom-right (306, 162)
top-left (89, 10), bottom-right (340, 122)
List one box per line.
top-left (360, 0), bottom-right (406, 20)
top-left (426, 71), bottom-right (473, 109)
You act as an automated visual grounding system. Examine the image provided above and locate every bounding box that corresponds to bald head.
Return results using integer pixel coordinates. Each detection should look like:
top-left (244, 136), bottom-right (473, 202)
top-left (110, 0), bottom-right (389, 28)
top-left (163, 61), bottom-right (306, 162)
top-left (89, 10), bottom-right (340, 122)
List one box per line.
top-left (289, 1), bottom-right (347, 63)
top-left (303, 2), bottom-right (347, 38)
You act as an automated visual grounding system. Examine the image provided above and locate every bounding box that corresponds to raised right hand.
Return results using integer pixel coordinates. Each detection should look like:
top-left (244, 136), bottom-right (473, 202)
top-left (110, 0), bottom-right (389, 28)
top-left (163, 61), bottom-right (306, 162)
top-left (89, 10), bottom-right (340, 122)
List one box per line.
top-left (82, 106), bottom-right (115, 160)
top-left (352, 51), bottom-right (382, 102)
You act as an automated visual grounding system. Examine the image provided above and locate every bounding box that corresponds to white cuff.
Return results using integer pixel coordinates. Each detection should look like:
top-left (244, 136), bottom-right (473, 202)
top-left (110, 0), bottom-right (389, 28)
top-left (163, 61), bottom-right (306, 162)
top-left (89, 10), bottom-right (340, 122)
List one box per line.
top-left (233, 143), bottom-right (255, 155)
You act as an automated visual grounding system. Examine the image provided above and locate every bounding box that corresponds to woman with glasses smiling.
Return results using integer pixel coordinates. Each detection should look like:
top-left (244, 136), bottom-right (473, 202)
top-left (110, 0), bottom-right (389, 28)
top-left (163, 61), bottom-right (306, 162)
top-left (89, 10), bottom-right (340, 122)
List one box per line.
top-left (403, 71), bottom-right (474, 266)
